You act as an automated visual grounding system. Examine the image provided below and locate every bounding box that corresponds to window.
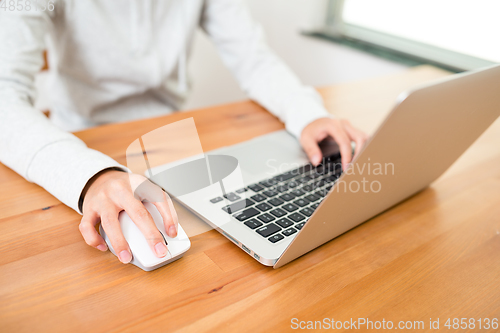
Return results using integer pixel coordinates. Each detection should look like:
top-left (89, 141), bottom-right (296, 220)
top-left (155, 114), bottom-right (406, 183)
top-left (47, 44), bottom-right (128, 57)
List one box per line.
top-left (319, 0), bottom-right (499, 70)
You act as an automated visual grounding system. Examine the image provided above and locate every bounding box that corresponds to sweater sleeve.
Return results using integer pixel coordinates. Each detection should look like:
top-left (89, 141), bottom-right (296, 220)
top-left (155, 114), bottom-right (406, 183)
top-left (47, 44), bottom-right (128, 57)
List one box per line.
top-left (0, 5), bottom-right (127, 213)
top-left (200, 0), bottom-right (330, 138)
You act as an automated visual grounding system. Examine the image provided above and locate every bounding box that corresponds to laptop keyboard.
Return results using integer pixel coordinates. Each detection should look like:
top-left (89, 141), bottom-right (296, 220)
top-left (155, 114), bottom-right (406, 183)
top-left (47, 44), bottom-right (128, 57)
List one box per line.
top-left (209, 154), bottom-right (343, 244)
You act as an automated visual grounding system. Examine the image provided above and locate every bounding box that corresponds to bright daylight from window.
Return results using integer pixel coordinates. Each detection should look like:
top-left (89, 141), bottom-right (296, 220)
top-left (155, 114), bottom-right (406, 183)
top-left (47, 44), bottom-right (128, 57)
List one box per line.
top-left (343, 0), bottom-right (500, 62)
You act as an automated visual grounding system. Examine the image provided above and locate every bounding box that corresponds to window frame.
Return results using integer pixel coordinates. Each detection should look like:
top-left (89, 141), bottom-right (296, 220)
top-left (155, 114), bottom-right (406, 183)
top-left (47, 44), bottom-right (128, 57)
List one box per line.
top-left (317, 0), bottom-right (497, 71)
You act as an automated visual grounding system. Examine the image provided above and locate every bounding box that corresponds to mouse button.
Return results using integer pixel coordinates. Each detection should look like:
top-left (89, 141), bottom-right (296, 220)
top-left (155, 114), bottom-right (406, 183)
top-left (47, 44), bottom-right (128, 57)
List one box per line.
top-left (160, 231), bottom-right (168, 245)
top-left (128, 229), bottom-right (171, 267)
top-left (164, 237), bottom-right (191, 258)
top-left (143, 202), bottom-right (168, 234)
top-left (163, 225), bottom-right (191, 257)
top-left (119, 218), bottom-right (147, 250)
top-left (134, 245), bottom-right (170, 268)
top-left (175, 223), bottom-right (190, 240)
top-left (118, 213), bottom-right (159, 266)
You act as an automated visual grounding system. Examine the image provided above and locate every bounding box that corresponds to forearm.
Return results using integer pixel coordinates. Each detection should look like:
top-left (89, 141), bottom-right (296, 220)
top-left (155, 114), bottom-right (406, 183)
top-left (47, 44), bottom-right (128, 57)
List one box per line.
top-left (0, 92), bottom-right (127, 213)
top-left (202, 0), bottom-right (330, 138)
top-left (238, 48), bottom-right (330, 138)
top-left (0, 6), bottom-right (128, 213)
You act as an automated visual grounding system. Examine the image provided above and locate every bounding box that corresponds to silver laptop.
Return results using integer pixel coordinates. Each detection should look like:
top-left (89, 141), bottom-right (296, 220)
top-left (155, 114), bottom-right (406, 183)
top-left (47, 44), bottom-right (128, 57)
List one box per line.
top-left (148, 65), bottom-right (500, 268)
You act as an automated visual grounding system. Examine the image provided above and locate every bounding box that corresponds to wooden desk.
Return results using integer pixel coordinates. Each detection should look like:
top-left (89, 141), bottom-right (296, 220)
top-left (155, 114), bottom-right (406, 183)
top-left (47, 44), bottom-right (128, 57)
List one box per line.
top-left (1, 66), bottom-right (499, 332)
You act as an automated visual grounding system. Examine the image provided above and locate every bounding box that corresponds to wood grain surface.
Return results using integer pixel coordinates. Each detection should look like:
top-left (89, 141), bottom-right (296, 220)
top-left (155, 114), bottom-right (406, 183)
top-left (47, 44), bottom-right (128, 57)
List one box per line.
top-left (1, 66), bottom-right (499, 332)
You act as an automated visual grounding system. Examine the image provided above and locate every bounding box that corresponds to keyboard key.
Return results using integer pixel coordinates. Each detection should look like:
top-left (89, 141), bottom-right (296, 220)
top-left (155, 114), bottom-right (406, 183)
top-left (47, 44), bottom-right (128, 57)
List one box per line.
top-left (269, 178), bottom-right (279, 185)
top-left (288, 167), bottom-right (303, 177)
top-left (282, 228), bottom-right (297, 237)
top-left (311, 203), bottom-right (320, 210)
top-left (326, 153), bottom-right (341, 163)
top-left (305, 194), bottom-right (321, 202)
top-left (250, 193), bottom-right (267, 202)
top-left (256, 202), bottom-right (272, 211)
top-left (268, 198), bottom-right (284, 206)
top-left (309, 172), bottom-right (322, 179)
top-left (322, 162), bottom-right (334, 172)
top-left (319, 178), bottom-right (330, 185)
top-left (332, 159), bottom-right (343, 170)
top-left (256, 223), bottom-right (281, 237)
top-left (273, 172), bottom-right (296, 182)
top-left (258, 213), bottom-right (275, 223)
top-left (276, 218), bottom-right (294, 228)
top-left (244, 219), bottom-right (263, 229)
top-left (302, 184), bottom-right (313, 192)
top-left (328, 175), bottom-right (339, 182)
top-left (234, 207), bottom-right (260, 221)
top-left (279, 193), bottom-right (295, 201)
top-left (276, 184), bottom-right (289, 193)
top-left (315, 190), bottom-right (327, 197)
top-left (259, 179), bottom-right (277, 187)
top-left (287, 181), bottom-right (299, 188)
top-left (270, 208), bottom-right (287, 218)
top-left (223, 192), bottom-right (241, 202)
top-left (315, 165), bottom-right (328, 175)
top-left (288, 167), bottom-right (304, 176)
top-left (291, 189), bottom-right (305, 197)
top-left (297, 175), bottom-right (311, 184)
top-left (322, 175), bottom-right (334, 183)
top-left (222, 199), bottom-right (255, 214)
top-left (312, 165), bottom-right (323, 174)
top-left (268, 234), bottom-right (285, 243)
top-left (282, 203), bottom-right (298, 212)
top-left (236, 188), bottom-right (248, 194)
top-left (288, 212), bottom-right (305, 222)
top-left (312, 168), bottom-right (325, 177)
top-left (295, 222), bottom-right (306, 230)
top-left (314, 179), bottom-right (327, 188)
top-left (248, 184), bottom-right (264, 192)
top-left (293, 198), bottom-right (309, 207)
top-left (326, 165), bottom-right (337, 174)
top-left (300, 207), bottom-right (314, 217)
top-left (263, 189), bottom-right (279, 197)
top-left (300, 164), bottom-right (313, 174)
top-left (210, 197), bottom-right (223, 203)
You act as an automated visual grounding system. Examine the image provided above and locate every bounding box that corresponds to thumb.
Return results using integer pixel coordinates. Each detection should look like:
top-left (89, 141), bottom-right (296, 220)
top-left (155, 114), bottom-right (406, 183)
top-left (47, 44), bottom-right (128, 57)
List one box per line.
top-left (300, 134), bottom-right (323, 166)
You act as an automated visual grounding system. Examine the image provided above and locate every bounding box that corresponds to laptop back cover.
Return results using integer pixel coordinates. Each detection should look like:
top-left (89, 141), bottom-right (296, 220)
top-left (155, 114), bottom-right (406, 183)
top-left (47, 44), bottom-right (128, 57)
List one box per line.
top-left (275, 65), bottom-right (500, 268)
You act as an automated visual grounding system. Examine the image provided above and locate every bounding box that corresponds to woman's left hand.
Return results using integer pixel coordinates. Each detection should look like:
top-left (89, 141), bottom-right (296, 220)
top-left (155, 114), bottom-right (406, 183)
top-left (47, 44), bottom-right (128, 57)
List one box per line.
top-left (300, 117), bottom-right (369, 170)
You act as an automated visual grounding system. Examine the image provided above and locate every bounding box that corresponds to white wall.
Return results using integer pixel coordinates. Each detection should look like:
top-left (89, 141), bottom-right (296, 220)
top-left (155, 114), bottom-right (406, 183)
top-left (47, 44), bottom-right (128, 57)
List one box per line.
top-left (184, 0), bottom-right (407, 110)
top-left (35, 0), bottom-right (407, 112)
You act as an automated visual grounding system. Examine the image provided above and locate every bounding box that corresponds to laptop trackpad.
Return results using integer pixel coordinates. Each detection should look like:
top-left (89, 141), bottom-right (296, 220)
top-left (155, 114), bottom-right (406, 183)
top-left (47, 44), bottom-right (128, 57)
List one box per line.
top-left (212, 130), bottom-right (308, 177)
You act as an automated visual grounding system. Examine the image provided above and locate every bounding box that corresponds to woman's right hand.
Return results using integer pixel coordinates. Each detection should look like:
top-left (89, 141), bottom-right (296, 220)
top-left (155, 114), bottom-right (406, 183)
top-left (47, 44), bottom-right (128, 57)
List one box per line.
top-left (78, 170), bottom-right (178, 264)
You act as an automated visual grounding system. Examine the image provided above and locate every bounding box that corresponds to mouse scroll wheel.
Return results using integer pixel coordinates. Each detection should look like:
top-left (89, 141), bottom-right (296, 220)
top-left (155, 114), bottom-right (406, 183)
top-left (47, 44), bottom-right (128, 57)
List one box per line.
top-left (160, 231), bottom-right (172, 257)
top-left (160, 232), bottom-right (168, 245)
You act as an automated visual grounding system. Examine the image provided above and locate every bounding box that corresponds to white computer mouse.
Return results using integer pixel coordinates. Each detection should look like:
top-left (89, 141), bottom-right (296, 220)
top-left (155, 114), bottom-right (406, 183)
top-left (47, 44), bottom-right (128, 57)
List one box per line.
top-left (99, 202), bottom-right (191, 271)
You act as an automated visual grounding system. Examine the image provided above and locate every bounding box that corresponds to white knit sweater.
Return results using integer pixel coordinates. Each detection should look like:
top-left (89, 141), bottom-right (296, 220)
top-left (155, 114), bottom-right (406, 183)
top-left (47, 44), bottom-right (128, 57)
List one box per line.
top-left (0, 0), bottom-right (329, 213)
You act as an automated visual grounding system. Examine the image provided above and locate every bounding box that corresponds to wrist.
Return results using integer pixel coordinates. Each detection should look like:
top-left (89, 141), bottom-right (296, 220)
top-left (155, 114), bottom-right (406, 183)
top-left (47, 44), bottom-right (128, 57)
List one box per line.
top-left (79, 167), bottom-right (126, 213)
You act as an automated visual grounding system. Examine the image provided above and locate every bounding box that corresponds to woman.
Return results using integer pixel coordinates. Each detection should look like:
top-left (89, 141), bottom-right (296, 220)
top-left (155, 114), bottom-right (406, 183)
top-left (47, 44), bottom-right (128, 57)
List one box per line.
top-left (0, 0), bottom-right (367, 263)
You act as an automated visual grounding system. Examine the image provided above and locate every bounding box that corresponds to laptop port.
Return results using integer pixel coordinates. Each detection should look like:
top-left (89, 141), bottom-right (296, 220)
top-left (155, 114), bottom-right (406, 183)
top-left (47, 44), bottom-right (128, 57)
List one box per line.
top-left (222, 231), bottom-right (239, 245)
top-left (253, 253), bottom-right (260, 260)
top-left (241, 244), bottom-right (251, 254)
